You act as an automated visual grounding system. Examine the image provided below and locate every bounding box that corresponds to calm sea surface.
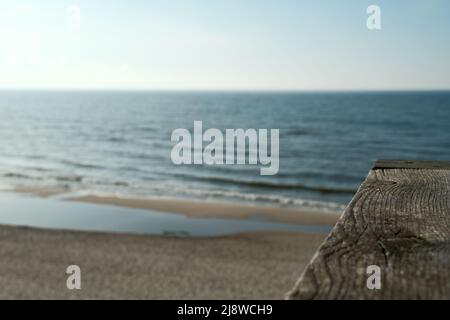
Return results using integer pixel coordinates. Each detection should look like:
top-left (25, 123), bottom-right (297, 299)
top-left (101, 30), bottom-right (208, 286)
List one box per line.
top-left (1, 91), bottom-right (449, 212)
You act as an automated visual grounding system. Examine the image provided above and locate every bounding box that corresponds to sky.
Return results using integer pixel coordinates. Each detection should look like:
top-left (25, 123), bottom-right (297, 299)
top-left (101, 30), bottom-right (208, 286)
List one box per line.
top-left (0, 0), bottom-right (449, 91)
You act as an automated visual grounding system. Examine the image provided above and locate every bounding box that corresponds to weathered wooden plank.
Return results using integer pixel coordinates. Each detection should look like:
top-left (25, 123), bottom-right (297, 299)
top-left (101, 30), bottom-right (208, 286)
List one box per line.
top-left (287, 160), bottom-right (450, 300)
top-left (374, 160), bottom-right (450, 170)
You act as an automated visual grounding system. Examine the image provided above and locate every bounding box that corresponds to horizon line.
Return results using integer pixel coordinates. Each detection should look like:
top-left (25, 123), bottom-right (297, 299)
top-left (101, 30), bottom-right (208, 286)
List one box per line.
top-left (1, 88), bottom-right (450, 93)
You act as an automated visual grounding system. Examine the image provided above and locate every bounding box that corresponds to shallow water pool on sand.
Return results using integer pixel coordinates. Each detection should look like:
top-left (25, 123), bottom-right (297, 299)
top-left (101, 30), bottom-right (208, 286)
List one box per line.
top-left (0, 192), bottom-right (332, 237)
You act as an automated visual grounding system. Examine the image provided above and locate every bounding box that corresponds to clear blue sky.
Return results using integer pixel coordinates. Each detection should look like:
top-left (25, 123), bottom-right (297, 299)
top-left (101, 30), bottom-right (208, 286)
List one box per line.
top-left (0, 0), bottom-right (449, 90)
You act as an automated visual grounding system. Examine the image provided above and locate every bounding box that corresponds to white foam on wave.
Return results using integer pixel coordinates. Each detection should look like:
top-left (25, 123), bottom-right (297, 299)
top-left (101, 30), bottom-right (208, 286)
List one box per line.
top-left (72, 183), bottom-right (346, 214)
top-left (0, 174), bottom-right (347, 214)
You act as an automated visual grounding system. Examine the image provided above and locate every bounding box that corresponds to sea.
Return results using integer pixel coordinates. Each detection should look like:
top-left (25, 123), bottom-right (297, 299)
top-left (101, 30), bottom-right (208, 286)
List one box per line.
top-left (1, 90), bottom-right (449, 213)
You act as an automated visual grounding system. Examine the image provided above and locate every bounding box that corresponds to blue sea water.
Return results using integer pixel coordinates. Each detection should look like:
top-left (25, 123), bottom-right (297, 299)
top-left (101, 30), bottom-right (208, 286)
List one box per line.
top-left (0, 90), bottom-right (449, 213)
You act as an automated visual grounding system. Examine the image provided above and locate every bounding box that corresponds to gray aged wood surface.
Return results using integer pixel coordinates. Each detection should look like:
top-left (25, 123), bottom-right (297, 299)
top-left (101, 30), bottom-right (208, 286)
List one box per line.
top-left (287, 160), bottom-right (450, 300)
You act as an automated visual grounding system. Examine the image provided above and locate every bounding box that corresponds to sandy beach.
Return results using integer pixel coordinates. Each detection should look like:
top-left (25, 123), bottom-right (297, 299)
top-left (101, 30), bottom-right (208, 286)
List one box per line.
top-left (0, 225), bottom-right (326, 299)
top-left (0, 190), bottom-right (338, 299)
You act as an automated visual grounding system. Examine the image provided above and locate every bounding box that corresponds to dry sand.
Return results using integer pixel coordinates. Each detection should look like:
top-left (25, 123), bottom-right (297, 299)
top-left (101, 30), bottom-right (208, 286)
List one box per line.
top-left (0, 225), bottom-right (326, 299)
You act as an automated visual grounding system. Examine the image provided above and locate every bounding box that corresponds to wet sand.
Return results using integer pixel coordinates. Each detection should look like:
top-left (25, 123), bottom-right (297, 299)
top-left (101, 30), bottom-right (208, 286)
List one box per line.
top-left (0, 225), bottom-right (326, 299)
top-left (71, 195), bottom-right (340, 226)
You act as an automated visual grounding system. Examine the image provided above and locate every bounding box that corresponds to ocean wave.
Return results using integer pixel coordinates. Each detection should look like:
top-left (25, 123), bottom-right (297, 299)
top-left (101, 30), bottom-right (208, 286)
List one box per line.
top-left (2, 173), bottom-right (42, 180)
top-left (107, 136), bottom-right (127, 143)
top-left (276, 170), bottom-right (363, 183)
top-left (2, 172), bottom-right (83, 183)
top-left (78, 186), bottom-right (346, 214)
top-left (0, 173), bottom-right (346, 213)
top-left (286, 128), bottom-right (319, 136)
top-left (142, 184), bottom-right (347, 213)
top-left (171, 173), bottom-right (356, 195)
top-left (58, 159), bottom-right (106, 170)
top-left (55, 175), bottom-right (83, 182)
top-left (27, 167), bottom-right (53, 172)
top-left (1, 169), bottom-right (132, 187)
top-left (135, 126), bottom-right (157, 133)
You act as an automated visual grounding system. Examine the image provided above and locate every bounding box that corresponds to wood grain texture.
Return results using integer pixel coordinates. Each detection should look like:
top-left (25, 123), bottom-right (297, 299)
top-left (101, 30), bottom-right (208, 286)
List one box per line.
top-left (374, 160), bottom-right (450, 170)
top-left (287, 160), bottom-right (450, 300)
